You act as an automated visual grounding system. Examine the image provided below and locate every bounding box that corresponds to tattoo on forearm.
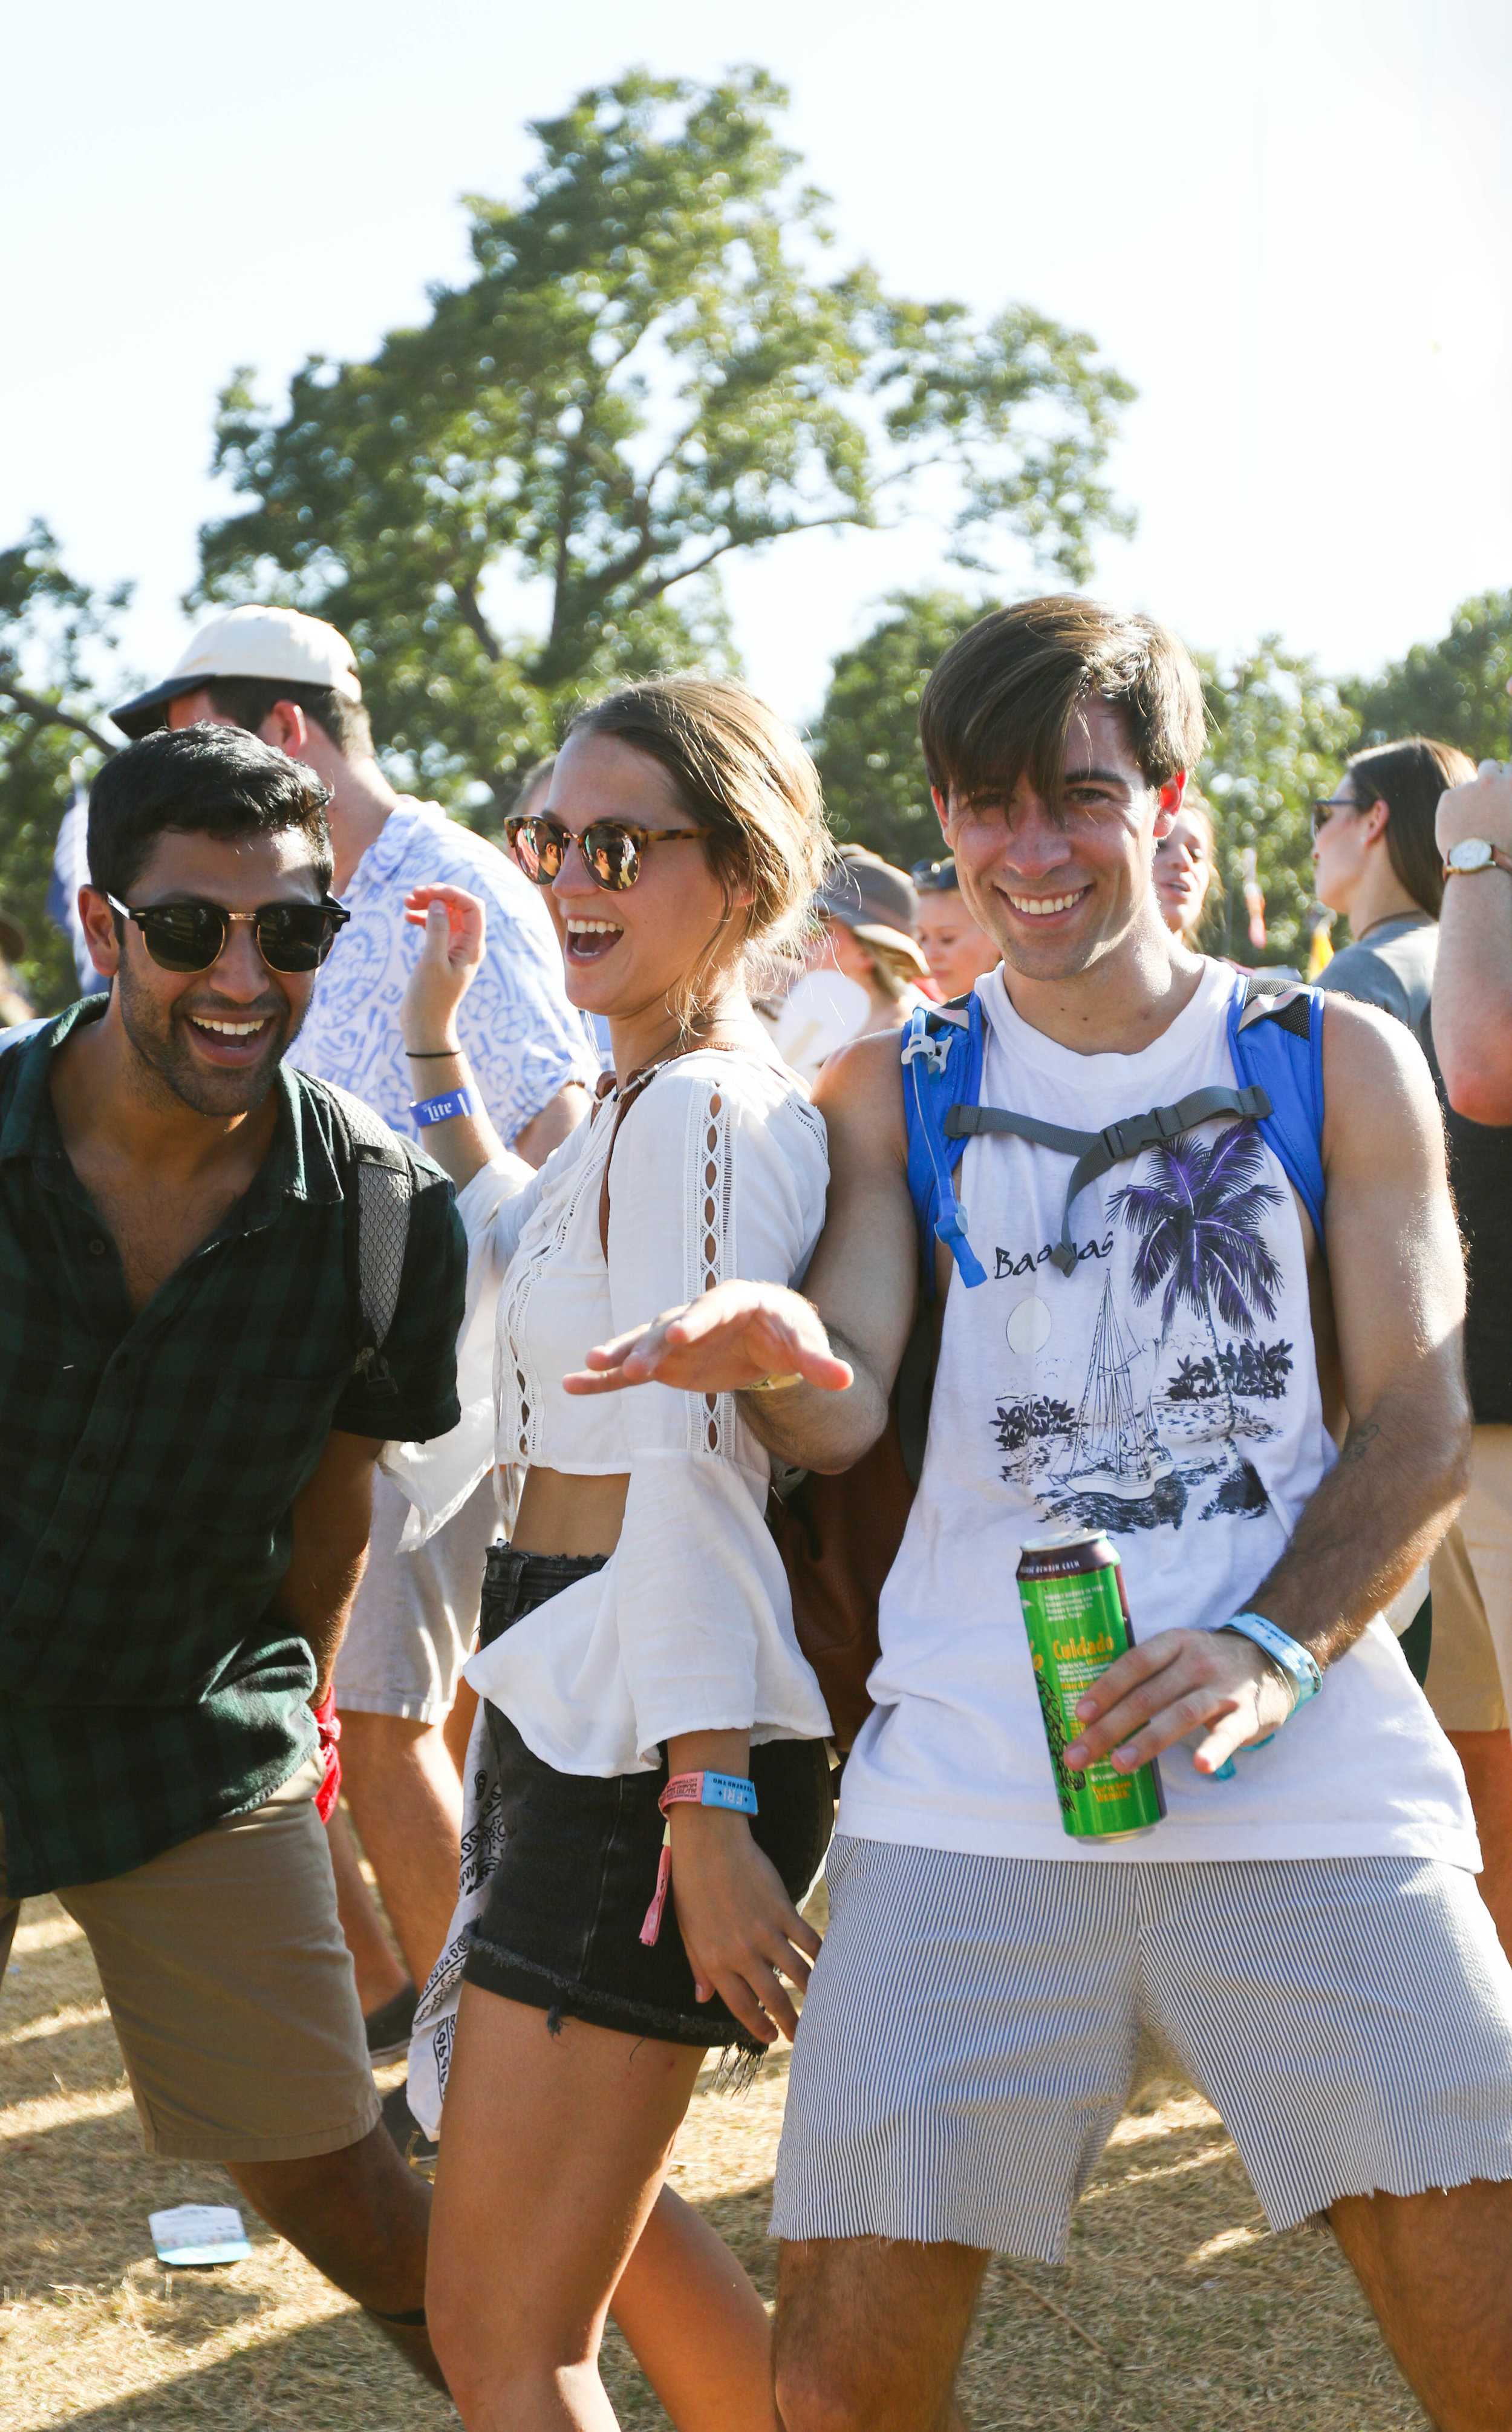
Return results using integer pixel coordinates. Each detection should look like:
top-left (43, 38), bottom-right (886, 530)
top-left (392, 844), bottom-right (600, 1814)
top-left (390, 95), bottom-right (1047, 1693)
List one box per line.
top-left (1337, 1417), bottom-right (1382, 1468)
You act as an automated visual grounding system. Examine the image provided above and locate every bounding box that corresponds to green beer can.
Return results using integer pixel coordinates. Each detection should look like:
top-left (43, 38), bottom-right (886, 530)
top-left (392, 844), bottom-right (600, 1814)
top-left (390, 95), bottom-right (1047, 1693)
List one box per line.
top-left (1016, 1528), bottom-right (1165, 1841)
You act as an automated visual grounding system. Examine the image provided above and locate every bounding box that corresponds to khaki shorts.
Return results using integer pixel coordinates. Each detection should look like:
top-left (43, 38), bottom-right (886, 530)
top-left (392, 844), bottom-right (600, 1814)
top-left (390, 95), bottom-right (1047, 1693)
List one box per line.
top-left (0, 1757), bottom-right (379, 2162)
top-left (1427, 1425), bottom-right (1512, 1734)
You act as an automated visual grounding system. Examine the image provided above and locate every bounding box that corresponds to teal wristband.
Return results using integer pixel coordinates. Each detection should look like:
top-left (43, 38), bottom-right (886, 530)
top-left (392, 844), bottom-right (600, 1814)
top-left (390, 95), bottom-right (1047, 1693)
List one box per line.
top-left (1220, 1610), bottom-right (1323, 1716)
top-left (1208, 1612), bottom-right (1323, 1778)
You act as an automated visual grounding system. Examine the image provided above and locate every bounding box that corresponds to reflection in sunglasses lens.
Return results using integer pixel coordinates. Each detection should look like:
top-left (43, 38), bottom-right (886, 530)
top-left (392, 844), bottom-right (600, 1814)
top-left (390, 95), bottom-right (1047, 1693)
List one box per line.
top-left (585, 825), bottom-right (638, 889)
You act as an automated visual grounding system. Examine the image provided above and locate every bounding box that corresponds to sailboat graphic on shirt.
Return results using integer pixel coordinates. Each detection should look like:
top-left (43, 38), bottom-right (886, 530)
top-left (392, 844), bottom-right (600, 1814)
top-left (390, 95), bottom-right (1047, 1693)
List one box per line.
top-left (992, 1121), bottom-right (1292, 1534)
top-left (1052, 1276), bottom-right (1172, 1497)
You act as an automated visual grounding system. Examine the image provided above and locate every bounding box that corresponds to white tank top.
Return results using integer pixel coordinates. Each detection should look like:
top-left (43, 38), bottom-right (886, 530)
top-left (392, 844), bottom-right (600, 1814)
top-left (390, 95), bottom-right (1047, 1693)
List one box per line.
top-left (839, 958), bottom-right (1478, 1868)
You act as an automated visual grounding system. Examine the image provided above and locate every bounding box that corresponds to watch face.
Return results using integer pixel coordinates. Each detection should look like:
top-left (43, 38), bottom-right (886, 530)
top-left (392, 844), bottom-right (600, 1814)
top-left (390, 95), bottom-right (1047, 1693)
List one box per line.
top-left (1449, 838), bottom-right (1494, 872)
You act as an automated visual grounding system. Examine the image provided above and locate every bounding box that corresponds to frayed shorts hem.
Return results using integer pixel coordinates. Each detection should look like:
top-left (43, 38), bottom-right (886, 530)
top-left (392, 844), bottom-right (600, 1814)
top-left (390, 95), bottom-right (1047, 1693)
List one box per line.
top-left (464, 1932), bottom-right (765, 2061)
top-left (771, 2154), bottom-right (1512, 2267)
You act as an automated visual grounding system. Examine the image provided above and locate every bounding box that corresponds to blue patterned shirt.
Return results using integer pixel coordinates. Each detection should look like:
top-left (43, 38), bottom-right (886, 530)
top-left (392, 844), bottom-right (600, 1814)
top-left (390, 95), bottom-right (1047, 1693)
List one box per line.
top-left (289, 798), bottom-right (597, 1142)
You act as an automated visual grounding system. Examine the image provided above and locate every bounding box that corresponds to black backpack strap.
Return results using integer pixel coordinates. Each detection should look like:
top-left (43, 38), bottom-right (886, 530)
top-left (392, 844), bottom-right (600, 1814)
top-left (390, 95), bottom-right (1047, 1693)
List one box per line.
top-left (946, 1081), bottom-right (1270, 1275)
top-left (322, 1084), bottom-right (417, 1398)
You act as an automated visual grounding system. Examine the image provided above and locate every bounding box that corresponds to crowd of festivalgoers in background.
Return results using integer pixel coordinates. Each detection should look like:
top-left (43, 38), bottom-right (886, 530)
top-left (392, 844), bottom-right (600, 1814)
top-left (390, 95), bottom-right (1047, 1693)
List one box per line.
top-left (5, 592), bottom-right (1512, 2432)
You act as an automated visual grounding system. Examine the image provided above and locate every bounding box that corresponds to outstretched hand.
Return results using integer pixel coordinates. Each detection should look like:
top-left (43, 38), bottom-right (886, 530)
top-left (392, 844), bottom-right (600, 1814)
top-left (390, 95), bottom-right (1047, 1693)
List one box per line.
top-left (562, 1280), bottom-right (853, 1399)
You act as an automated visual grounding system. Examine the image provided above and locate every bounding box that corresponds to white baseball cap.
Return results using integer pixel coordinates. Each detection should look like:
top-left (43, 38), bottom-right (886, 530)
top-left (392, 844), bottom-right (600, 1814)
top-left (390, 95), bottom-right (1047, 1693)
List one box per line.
top-left (109, 605), bottom-right (363, 740)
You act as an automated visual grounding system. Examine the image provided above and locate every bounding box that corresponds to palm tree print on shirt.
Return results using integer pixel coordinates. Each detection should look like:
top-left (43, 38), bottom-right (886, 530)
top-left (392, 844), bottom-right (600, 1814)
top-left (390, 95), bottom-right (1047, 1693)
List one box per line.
top-left (1110, 1121), bottom-right (1283, 1437)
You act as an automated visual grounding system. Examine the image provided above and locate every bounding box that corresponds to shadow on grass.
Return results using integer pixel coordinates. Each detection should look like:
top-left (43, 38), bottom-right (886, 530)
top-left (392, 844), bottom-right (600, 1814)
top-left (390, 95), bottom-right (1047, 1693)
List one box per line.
top-left (2, 2310), bottom-right (454, 2432)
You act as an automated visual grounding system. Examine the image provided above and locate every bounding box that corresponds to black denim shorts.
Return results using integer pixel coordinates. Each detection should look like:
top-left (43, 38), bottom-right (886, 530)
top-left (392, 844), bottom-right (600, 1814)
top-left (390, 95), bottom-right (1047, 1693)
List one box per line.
top-left (461, 1543), bottom-right (835, 2057)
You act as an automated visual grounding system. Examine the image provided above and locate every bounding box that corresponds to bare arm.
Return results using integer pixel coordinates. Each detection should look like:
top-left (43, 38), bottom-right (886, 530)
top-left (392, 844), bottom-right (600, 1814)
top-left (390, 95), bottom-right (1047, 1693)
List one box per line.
top-left (562, 1031), bottom-right (919, 1475)
top-left (399, 885), bottom-right (527, 1190)
top-left (275, 1430), bottom-right (383, 1702)
top-left (515, 1080), bottom-right (591, 1169)
top-left (1071, 996), bottom-right (1470, 1777)
top-left (1432, 762), bottom-right (1512, 1122)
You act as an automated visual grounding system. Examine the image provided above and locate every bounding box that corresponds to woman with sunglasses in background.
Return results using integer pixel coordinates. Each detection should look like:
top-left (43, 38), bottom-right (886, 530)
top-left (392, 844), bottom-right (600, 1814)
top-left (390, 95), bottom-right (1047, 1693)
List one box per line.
top-left (1310, 739), bottom-right (1473, 1031)
top-left (386, 678), bottom-right (836, 2432)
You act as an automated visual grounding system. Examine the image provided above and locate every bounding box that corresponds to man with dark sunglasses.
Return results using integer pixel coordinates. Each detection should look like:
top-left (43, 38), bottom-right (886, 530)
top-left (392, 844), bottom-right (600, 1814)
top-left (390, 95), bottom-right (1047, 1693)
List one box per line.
top-left (112, 610), bottom-right (598, 2056)
top-left (0, 725), bottom-right (466, 2391)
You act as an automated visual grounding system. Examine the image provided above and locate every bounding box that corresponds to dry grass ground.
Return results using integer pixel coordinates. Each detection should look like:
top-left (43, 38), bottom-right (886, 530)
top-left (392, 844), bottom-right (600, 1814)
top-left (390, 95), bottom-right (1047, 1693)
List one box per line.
top-left (1, 1895), bottom-right (1429, 2432)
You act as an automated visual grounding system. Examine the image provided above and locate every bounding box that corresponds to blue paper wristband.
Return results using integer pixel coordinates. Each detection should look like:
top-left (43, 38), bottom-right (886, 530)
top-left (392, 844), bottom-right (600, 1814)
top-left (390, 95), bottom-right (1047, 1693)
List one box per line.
top-left (1220, 1610), bottom-right (1323, 1714)
top-left (699, 1771), bottom-right (760, 1815)
top-left (409, 1085), bottom-right (478, 1126)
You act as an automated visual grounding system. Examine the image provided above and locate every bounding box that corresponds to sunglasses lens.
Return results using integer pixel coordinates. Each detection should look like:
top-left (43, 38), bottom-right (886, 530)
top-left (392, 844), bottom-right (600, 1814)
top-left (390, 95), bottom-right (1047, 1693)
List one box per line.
top-left (137, 905), bottom-right (224, 972)
top-left (582, 825), bottom-right (639, 891)
top-left (508, 816), bottom-right (563, 884)
top-left (255, 907), bottom-right (339, 973)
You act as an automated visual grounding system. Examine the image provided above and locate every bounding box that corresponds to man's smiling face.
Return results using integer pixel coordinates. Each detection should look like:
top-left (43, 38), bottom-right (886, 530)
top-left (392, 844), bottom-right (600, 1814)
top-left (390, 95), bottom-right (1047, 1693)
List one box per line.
top-left (86, 826), bottom-right (323, 1117)
top-left (937, 696), bottom-right (1184, 984)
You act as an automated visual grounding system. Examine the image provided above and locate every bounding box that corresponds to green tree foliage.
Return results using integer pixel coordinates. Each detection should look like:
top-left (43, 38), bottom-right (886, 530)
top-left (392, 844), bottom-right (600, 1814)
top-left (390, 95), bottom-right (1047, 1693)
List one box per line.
top-left (1196, 641), bottom-right (1357, 967)
top-left (1344, 590), bottom-right (1512, 763)
top-left (0, 523), bottom-right (125, 1013)
top-left (195, 67), bottom-right (1134, 822)
top-left (812, 588), bottom-right (985, 862)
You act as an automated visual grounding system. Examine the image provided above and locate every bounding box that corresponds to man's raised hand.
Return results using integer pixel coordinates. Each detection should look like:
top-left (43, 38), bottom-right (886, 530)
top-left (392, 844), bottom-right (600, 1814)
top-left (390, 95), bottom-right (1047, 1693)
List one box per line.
top-left (562, 1280), bottom-right (853, 1399)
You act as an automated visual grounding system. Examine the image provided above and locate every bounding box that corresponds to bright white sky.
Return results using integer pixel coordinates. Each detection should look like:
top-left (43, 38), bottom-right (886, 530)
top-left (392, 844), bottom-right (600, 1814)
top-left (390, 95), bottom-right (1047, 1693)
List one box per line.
top-left (4, 0), bottom-right (1508, 731)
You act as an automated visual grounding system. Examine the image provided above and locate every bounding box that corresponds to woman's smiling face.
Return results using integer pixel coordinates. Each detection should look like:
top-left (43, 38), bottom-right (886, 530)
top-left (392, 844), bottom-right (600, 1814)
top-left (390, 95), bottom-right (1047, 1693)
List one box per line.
top-left (1153, 803), bottom-right (1215, 940)
top-left (537, 730), bottom-right (734, 1024)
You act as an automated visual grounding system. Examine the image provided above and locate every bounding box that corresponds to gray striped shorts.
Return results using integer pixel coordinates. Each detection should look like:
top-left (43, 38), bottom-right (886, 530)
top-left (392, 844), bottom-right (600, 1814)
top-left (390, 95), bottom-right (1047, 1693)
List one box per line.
top-left (772, 1835), bottom-right (1512, 2263)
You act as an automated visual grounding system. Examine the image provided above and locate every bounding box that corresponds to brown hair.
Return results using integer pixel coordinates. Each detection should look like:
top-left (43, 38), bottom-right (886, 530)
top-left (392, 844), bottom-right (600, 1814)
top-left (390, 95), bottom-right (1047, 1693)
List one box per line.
top-left (565, 679), bottom-right (829, 1025)
top-left (509, 756), bottom-right (555, 817)
top-left (204, 674), bottom-right (374, 761)
top-left (1344, 737), bottom-right (1476, 921)
top-left (919, 595), bottom-right (1206, 809)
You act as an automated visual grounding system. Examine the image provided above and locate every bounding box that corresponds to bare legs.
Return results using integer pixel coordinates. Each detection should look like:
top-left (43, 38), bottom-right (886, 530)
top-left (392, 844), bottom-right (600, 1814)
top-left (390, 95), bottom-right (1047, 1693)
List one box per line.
top-left (774, 2238), bottom-right (986, 2432)
top-left (426, 1983), bottom-right (779, 2432)
top-left (325, 1800), bottom-right (409, 2015)
top-left (1329, 2179), bottom-right (1512, 2432)
top-left (340, 1710), bottom-right (464, 1988)
top-left (229, 2120), bottom-right (444, 2389)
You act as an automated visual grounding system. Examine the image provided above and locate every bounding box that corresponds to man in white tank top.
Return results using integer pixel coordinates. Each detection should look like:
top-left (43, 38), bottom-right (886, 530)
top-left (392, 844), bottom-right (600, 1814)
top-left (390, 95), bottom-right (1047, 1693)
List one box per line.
top-left (582, 598), bottom-right (1512, 2431)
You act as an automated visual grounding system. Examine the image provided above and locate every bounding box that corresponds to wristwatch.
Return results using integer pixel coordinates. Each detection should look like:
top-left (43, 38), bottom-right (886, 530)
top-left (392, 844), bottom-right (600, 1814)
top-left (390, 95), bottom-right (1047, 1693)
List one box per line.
top-left (1442, 838), bottom-right (1512, 881)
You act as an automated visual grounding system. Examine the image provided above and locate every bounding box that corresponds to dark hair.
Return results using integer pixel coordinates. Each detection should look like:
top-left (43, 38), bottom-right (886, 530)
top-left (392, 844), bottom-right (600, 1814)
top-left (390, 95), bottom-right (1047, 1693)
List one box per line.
top-left (919, 596), bottom-right (1206, 808)
top-left (87, 725), bottom-right (334, 901)
top-left (204, 675), bottom-right (373, 760)
top-left (509, 756), bottom-right (556, 816)
top-left (1344, 737), bottom-right (1477, 921)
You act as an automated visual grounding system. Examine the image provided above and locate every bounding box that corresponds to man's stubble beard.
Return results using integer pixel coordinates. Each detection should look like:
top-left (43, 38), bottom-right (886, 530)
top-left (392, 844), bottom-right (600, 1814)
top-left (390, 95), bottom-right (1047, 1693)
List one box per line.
top-left (116, 959), bottom-right (296, 1119)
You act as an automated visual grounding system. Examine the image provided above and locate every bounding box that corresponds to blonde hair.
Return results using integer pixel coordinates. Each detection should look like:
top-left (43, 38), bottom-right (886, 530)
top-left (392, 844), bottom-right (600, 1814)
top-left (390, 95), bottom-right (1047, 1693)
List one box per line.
top-left (566, 677), bottom-right (830, 1028)
top-left (855, 932), bottom-right (919, 1004)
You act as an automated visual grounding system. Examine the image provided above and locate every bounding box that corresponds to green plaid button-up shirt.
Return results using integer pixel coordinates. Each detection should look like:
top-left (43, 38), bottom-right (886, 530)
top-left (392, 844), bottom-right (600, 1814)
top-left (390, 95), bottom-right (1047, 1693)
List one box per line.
top-left (0, 1000), bottom-right (466, 1897)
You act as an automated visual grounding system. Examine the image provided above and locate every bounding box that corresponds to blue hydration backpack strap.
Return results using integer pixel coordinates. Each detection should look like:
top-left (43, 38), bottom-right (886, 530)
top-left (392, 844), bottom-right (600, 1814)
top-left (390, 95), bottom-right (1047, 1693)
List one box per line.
top-left (900, 969), bottom-right (1328, 1292)
top-left (1226, 971), bottom-right (1326, 1238)
top-left (901, 996), bottom-right (987, 1292)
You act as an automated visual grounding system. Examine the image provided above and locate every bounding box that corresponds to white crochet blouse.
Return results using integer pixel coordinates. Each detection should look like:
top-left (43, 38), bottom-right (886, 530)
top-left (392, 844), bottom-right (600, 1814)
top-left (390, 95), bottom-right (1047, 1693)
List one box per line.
top-left (386, 1048), bottom-right (833, 1775)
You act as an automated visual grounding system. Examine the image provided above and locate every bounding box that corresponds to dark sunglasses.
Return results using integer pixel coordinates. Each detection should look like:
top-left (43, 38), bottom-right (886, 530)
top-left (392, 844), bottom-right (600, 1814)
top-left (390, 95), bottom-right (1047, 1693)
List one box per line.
top-left (106, 892), bottom-right (350, 974)
top-left (1310, 795), bottom-right (1360, 841)
top-left (911, 857), bottom-right (960, 893)
top-left (504, 812), bottom-right (703, 893)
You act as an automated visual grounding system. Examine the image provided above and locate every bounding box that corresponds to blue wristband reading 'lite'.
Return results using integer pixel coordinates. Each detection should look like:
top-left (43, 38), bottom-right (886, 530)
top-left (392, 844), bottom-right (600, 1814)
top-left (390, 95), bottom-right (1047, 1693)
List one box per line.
top-left (409, 1085), bottom-right (477, 1127)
